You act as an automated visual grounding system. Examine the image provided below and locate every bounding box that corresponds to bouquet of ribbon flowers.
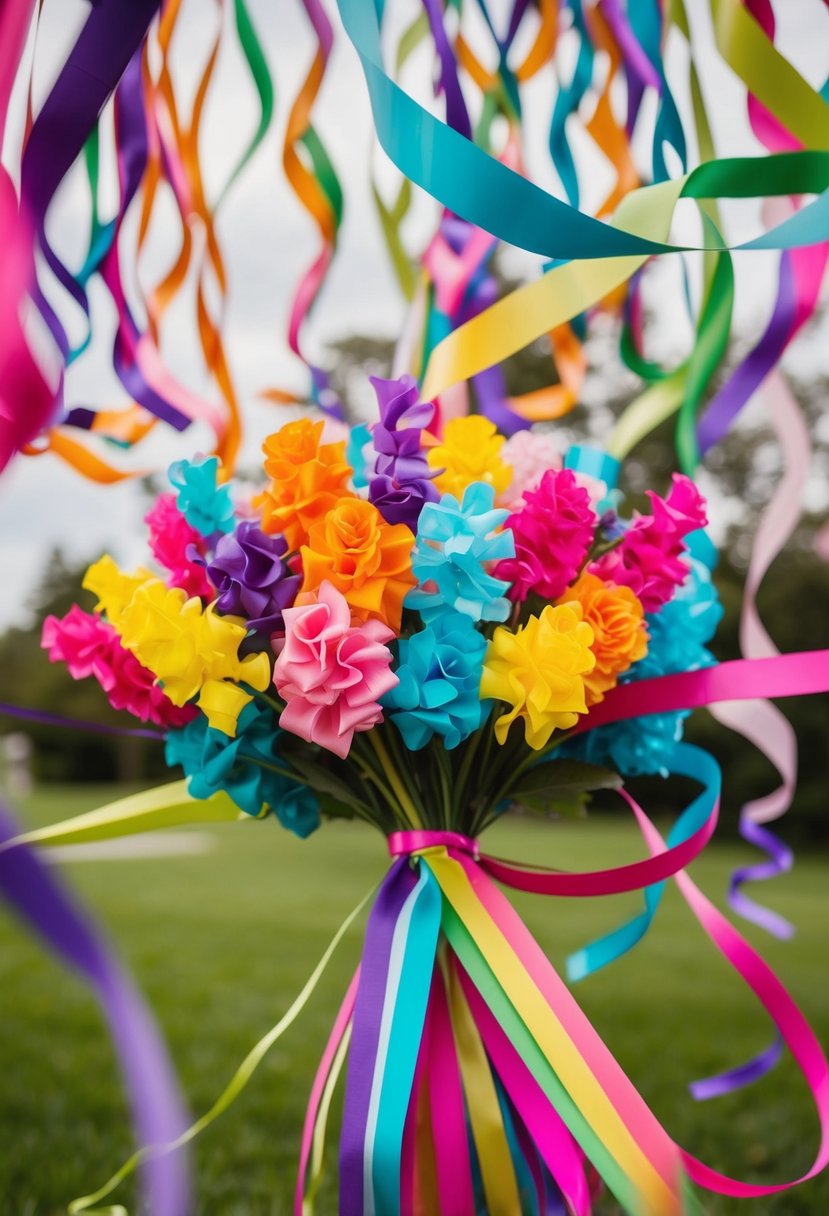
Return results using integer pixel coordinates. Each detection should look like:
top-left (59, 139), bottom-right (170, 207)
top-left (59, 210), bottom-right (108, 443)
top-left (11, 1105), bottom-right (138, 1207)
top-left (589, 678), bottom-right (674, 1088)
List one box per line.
top-left (38, 377), bottom-right (829, 1216)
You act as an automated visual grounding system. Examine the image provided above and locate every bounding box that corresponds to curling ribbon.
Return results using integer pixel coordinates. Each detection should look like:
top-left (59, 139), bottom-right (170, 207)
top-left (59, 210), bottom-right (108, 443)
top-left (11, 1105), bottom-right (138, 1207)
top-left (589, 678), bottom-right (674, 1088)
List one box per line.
top-left (337, 0), bottom-right (829, 262)
top-left (0, 798), bottom-right (190, 1216)
top-left (19, 0), bottom-right (162, 364)
top-left (697, 0), bottom-right (828, 942)
top-left (19, 0), bottom-right (274, 477)
top-left (0, 168), bottom-right (56, 473)
top-left (708, 373), bottom-right (808, 939)
top-left (270, 0), bottom-right (344, 418)
top-left (385, 819), bottom-right (829, 1211)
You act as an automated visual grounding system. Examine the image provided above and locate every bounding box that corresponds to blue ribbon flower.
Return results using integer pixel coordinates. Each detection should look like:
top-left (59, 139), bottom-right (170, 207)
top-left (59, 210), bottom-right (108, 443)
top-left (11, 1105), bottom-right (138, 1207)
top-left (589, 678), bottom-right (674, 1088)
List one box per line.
top-left (382, 611), bottom-right (490, 750)
top-left (169, 454), bottom-right (235, 538)
top-left (406, 482), bottom-right (514, 623)
top-left (166, 702), bottom-right (320, 837)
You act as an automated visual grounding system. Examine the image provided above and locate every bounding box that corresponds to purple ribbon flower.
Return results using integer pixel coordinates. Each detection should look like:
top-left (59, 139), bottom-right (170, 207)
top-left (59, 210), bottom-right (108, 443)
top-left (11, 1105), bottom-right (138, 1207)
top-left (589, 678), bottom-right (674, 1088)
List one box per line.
top-left (207, 522), bottom-right (300, 633)
top-left (368, 375), bottom-right (439, 531)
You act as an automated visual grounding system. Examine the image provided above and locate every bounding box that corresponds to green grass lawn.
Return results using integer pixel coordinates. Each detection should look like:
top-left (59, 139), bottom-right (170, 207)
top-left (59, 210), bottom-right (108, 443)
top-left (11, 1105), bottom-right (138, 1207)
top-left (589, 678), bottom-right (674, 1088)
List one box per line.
top-left (1, 785), bottom-right (828, 1215)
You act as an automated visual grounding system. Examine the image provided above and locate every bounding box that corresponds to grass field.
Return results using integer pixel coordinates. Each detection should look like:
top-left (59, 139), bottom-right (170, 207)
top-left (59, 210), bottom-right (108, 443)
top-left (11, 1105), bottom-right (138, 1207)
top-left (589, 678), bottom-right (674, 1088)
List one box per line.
top-left (1, 785), bottom-right (828, 1216)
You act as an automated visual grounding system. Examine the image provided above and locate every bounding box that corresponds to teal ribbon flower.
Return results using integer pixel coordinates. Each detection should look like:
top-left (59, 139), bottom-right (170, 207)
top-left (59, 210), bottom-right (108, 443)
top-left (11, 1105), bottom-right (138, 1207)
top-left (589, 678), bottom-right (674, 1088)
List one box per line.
top-left (169, 454), bottom-right (235, 537)
top-left (166, 702), bottom-right (320, 837)
top-left (382, 611), bottom-right (491, 750)
top-left (406, 482), bottom-right (514, 623)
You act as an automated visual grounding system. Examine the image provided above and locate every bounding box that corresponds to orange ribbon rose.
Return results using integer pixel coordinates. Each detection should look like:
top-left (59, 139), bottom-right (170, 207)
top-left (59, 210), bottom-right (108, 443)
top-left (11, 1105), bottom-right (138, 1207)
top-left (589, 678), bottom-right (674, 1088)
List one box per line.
top-left (300, 497), bottom-right (415, 632)
top-left (561, 571), bottom-right (648, 705)
top-left (256, 418), bottom-right (353, 550)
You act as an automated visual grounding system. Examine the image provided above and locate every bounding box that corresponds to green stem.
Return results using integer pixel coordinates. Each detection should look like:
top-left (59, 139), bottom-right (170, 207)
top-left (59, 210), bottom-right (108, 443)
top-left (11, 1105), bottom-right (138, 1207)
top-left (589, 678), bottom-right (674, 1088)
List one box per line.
top-left (351, 754), bottom-right (402, 819)
top-left (382, 722), bottom-right (427, 824)
top-left (434, 743), bottom-right (453, 830)
top-left (454, 727), bottom-right (484, 818)
top-left (368, 733), bottom-right (422, 828)
top-left (240, 683), bottom-right (284, 714)
top-left (238, 754), bottom-right (308, 784)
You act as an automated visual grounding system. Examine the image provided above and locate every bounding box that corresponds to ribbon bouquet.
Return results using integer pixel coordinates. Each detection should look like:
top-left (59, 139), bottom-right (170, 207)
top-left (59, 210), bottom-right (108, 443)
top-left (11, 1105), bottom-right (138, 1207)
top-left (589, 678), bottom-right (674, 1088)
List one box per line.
top-left (24, 378), bottom-right (828, 1215)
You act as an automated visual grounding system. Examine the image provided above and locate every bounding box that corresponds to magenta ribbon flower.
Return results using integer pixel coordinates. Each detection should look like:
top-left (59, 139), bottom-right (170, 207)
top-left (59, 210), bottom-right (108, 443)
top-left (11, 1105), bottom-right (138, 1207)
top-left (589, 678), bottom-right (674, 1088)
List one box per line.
top-left (495, 467), bottom-right (596, 603)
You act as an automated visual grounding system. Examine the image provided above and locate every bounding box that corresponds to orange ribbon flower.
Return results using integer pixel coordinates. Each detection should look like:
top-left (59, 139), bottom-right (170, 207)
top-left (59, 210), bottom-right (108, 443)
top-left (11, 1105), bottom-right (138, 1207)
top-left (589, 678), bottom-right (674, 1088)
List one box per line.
top-left (299, 497), bottom-right (415, 632)
top-left (257, 418), bottom-right (353, 550)
top-left (561, 572), bottom-right (648, 705)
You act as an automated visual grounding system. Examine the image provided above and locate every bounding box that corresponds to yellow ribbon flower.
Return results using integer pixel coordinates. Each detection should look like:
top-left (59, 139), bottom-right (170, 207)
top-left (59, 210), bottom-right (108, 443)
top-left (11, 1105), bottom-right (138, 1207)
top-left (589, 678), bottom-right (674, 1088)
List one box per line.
top-left (481, 603), bottom-right (595, 749)
top-left (86, 559), bottom-right (270, 735)
top-left (427, 415), bottom-right (512, 500)
top-left (83, 555), bottom-right (155, 628)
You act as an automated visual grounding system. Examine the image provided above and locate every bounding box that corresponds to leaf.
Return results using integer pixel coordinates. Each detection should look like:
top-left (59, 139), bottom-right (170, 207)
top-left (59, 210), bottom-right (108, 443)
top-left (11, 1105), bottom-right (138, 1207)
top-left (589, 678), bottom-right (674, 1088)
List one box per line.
top-left (316, 793), bottom-right (358, 822)
top-left (508, 759), bottom-right (621, 816)
top-left (514, 790), bottom-right (589, 818)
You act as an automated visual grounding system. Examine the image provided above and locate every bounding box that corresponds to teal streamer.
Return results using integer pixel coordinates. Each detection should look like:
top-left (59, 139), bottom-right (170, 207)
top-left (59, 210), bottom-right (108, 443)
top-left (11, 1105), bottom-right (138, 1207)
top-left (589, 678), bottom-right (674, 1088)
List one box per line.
top-left (566, 743), bottom-right (721, 981)
top-left (336, 0), bottom-right (829, 258)
top-left (369, 864), bottom-right (442, 1216)
top-left (629, 0), bottom-right (688, 181)
top-left (550, 0), bottom-right (594, 209)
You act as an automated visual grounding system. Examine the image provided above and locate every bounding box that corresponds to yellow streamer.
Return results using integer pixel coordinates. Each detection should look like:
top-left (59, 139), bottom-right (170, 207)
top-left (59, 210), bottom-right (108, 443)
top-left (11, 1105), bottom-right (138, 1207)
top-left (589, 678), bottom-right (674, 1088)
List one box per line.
top-left (445, 960), bottom-right (522, 1216)
top-left (608, 370), bottom-right (686, 461)
top-left (1, 781), bottom-right (241, 854)
top-left (709, 0), bottom-right (829, 151)
top-left (421, 177), bottom-right (684, 401)
top-left (426, 850), bottom-right (680, 1215)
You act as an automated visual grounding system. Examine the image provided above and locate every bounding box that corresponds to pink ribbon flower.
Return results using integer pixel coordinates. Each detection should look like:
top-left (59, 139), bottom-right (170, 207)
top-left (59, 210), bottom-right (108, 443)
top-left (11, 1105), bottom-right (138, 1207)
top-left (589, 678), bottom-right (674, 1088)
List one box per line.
top-left (273, 581), bottom-right (398, 760)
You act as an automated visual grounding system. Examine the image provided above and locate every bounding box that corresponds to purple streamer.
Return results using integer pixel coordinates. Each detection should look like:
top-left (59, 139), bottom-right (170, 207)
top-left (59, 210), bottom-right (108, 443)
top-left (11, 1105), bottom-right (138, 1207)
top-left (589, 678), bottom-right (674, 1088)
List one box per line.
top-left (20, 0), bottom-right (162, 359)
top-left (0, 800), bottom-right (189, 1215)
top-left (339, 859), bottom-right (416, 1214)
top-left (730, 819), bottom-right (795, 940)
top-left (697, 252), bottom-right (795, 455)
top-left (598, 0), bottom-right (662, 94)
top-left (505, 0), bottom-right (533, 51)
top-left (421, 0), bottom-right (472, 139)
top-left (0, 701), bottom-right (166, 741)
top-left (690, 1035), bottom-right (784, 1101)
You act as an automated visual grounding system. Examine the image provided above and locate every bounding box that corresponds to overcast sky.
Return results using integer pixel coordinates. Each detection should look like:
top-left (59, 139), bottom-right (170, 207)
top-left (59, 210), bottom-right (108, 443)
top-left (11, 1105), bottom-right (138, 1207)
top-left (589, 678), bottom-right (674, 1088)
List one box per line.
top-left (1, 0), bottom-right (827, 630)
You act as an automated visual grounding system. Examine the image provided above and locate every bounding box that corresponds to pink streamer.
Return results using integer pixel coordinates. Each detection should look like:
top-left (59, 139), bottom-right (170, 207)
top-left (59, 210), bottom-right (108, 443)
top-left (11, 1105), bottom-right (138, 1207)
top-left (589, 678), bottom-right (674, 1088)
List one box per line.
top-left (293, 967), bottom-right (359, 1216)
top-left (577, 650), bottom-right (829, 731)
top-left (0, 0), bottom-right (35, 137)
top-left (427, 969), bottom-right (476, 1216)
top-left (391, 813), bottom-right (720, 898)
top-left (623, 791), bottom-right (829, 1197)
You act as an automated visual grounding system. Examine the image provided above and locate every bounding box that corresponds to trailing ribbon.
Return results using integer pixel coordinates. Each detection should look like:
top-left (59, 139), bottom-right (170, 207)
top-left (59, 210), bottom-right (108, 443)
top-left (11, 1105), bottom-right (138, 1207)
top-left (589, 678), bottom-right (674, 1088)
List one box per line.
top-left (565, 744), bottom-right (720, 983)
top-left (574, 650), bottom-right (829, 732)
top-left (0, 798), bottom-right (189, 1216)
top-left (63, 883), bottom-right (373, 1215)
